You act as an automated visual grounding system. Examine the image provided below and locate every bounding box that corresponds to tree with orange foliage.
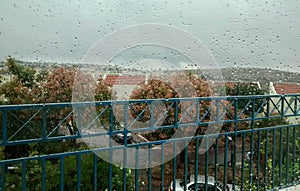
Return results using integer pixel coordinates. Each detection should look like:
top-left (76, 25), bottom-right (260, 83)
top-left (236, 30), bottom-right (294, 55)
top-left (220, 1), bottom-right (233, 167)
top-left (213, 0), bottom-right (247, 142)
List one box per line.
top-left (128, 71), bottom-right (246, 142)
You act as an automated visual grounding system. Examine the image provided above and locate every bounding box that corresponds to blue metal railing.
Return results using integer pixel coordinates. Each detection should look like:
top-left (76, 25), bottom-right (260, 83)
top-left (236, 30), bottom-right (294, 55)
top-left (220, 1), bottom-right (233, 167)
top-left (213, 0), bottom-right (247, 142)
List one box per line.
top-left (0, 94), bottom-right (300, 190)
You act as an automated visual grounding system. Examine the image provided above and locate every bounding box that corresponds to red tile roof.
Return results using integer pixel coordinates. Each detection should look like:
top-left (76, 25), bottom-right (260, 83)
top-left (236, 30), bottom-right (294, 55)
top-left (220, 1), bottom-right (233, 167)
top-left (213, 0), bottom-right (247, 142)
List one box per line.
top-left (105, 75), bottom-right (145, 85)
top-left (210, 82), bottom-right (240, 89)
top-left (273, 83), bottom-right (300, 94)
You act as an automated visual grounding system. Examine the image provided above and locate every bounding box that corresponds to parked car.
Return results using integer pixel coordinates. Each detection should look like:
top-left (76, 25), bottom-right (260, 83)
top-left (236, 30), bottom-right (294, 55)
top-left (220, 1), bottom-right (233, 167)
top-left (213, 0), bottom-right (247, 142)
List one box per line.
top-left (168, 175), bottom-right (240, 191)
top-left (112, 130), bottom-right (133, 144)
top-left (111, 122), bottom-right (133, 145)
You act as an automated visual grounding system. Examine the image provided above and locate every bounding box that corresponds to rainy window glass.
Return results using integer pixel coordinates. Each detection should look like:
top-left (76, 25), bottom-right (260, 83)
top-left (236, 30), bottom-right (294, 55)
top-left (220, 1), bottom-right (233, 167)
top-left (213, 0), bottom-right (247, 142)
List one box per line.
top-left (0, 1), bottom-right (298, 98)
top-left (0, 1), bottom-right (299, 191)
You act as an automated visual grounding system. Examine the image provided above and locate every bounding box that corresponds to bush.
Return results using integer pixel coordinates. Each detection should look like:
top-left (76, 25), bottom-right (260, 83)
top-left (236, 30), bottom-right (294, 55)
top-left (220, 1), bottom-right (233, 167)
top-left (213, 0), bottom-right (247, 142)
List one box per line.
top-left (3, 152), bottom-right (134, 191)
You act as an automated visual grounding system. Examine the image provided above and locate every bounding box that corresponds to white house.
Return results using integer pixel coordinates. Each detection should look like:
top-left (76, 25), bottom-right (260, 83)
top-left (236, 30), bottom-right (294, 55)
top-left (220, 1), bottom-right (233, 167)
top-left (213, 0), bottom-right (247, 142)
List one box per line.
top-left (268, 82), bottom-right (300, 124)
top-left (104, 74), bottom-right (147, 100)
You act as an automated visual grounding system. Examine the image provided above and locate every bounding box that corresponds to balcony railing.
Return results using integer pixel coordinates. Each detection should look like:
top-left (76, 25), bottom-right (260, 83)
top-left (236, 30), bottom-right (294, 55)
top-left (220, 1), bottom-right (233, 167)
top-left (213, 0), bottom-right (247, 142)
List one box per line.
top-left (0, 94), bottom-right (300, 190)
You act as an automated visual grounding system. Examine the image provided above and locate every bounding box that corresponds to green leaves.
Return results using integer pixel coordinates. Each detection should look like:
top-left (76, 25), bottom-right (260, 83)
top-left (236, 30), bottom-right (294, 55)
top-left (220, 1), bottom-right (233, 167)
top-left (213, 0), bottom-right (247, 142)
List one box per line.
top-left (0, 56), bottom-right (132, 190)
top-left (5, 56), bottom-right (36, 87)
top-left (1, 152), bottom-right (134, 191)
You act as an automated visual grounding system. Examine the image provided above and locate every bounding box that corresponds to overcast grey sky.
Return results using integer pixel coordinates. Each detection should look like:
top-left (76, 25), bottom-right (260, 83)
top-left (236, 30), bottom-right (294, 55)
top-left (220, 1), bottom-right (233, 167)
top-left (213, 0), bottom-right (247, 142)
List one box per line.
top-left (0, 0), bottom-right (299, 72)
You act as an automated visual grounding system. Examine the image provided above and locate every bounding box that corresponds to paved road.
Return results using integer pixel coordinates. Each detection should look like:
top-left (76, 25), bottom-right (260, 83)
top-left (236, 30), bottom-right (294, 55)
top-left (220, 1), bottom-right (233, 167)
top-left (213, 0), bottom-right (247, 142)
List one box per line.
top-left (279, 185), bottom-right (300, 191)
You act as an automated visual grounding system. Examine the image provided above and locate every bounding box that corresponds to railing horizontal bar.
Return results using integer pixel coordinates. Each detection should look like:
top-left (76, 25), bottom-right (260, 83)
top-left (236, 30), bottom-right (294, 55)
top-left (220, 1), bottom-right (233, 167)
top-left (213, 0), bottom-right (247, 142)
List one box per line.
top-left (2, 115), bottom-right (298, 147)
top-left (1, 94), bottom-right (300, 110)
top-left (1, 123), bottom-right (298, 166)
top-left (1, 95), bottom-right (300, 191)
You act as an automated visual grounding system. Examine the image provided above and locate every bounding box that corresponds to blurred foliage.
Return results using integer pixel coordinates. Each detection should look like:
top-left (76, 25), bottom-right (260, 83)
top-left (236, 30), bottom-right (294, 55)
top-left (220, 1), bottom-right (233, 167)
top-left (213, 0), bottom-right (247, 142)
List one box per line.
top-left (1, 56), bottom-right (299, 190)
top-left (220, 82), bottom-right (266, 116)
top-left (5, 56), bottom-right (36, 87)
top-left (0, 56), bottom-right (132, 190)
top-left (3, 151), bottom-right (133, 191)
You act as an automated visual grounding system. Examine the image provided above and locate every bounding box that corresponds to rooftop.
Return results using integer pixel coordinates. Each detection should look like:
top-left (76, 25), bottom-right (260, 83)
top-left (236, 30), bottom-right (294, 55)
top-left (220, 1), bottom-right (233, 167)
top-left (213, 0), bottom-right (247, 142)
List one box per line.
top-left (105, 75), bottom-right (145, 85)
top-left (273, 82), bottom-right (300, 94)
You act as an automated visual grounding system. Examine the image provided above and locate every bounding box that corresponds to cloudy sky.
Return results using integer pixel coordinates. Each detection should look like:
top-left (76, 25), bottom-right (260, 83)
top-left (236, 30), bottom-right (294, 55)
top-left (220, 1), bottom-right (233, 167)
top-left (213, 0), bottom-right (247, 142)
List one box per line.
top-left (0, 0), bottom-right (299, 72)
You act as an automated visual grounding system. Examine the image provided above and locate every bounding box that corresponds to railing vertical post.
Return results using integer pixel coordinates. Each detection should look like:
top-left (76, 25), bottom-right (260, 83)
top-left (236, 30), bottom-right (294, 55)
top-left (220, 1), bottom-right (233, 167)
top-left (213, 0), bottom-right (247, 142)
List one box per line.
top-left (175, 100), bottom-right (179, 125)
top-left (0, 164), bottom-right (5, 191)
top-left (150, 100), bottom-right (154, 128)
top-left (148, 144), bottom-right (152, 191)
top-left (77, 153), bottom-right (81, 191)
top-left (294, 95), bottom-right (298, 115)
top-left (135, 147), bottom-right (139, 191)
top-left (279, 126), bottom-right (283, 187)
top-left (42, 105), bottom-right (47, 139)
top-left (233, 98), bottom-right (238, 189)
top-left (292, 125), bottom-right (296, 184)
top-left (76, 107), bottom-right (82, 191)
top-left (93, 153), bottom-right (98, 191)
top-left (21, 160), bottom-right (26, 191)
top-left (108, 104), bottom-right (113, 191)
top-left (60, 156), bottom-right (65, 191)
top-left (223, 135), bottom-right (228, 190)
top-left (249, 98), bottom-right (255, 188)
top-left (257, 131), bottom-right (261, 190)
top-left (160, 144), bottom-right (165, 191)
top-left (42, 158), bottom-right (46, 191)
top-left (272, 128), bottom-right (276, 189)
top-left (214, 136), bottom-right (219, 189)
top-left (298, 130), bottom-right (300, 185)
top-left (194, 138), bottom-right (199, 190)
top-left (241, 133), bottom-right (245, 191)
top-left (172, 142), bottom-right (176, 191)
top-left (266, 96), bottom-right (270, 117)
top-left (123, 102), bottom-right (129, 191)
top-left (205, 137), bottom-right (209, 191)
top-left (2, 110), bottom-right (7, 144)
top-left (286, 125), bottom-right (290, 185)
top-left (196, 99), bottom-right (200, 125)
top-left (281, 95), bottom-right (284, 116)
top-left (264, 130), bottom-right (269, 190)
top-left (77, 107), bottom-right (82, 133)
top-left (183, 140), bottom-right (188, 191)
top-left (299, 144), bottom-right (300, 185)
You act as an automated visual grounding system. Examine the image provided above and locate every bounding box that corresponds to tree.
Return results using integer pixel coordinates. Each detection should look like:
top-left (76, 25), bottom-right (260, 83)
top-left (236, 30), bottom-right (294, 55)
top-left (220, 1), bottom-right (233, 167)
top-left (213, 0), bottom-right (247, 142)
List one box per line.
top-left (228, 82), bottom-right (266, 116)
top-left (129, 72), bottom-right (247, 142)
top-left (3, 151), bottom-right (133, 190)
top-left (0, 57), bottom-right (132, 190)
top-left (5, 56), bottom-right (36, 87)
top-left (0, 57), bottom-right (45, 158)
top-left (42, 67), bottom-right (76, 103)
top-left (128, 72), bottom-right (252, 187)
top-left (129, 78), bottom-right (179, 141)
top-left (237, 116), bottom-right (300, 189)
